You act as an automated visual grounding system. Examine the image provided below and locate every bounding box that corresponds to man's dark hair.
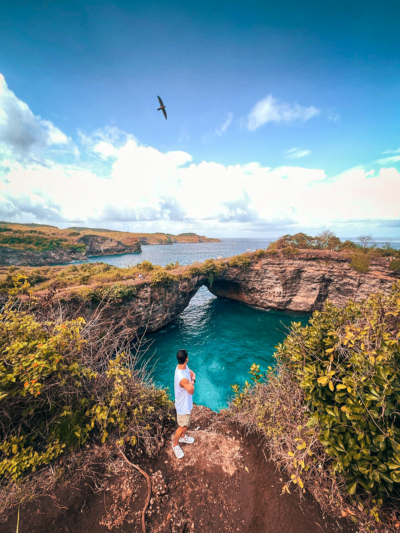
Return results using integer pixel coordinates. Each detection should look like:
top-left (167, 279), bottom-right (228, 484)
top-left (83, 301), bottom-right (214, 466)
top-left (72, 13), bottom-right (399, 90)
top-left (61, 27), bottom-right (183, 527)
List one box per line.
top-left (177, 349), bottom-right (188, 365)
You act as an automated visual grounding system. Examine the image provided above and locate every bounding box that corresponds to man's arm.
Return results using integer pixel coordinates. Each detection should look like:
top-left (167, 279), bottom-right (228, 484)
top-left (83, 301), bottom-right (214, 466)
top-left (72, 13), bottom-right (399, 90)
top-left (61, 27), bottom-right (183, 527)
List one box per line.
top-left (188, 367), bottom-right (196, 382)
top-left (180, 378), bottom-right (195, 395)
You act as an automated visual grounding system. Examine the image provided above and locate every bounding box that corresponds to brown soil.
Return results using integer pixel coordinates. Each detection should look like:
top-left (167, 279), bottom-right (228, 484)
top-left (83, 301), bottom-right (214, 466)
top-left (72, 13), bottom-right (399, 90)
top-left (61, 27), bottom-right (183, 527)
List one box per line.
top-left (2, 406), bottom-right (354, 533)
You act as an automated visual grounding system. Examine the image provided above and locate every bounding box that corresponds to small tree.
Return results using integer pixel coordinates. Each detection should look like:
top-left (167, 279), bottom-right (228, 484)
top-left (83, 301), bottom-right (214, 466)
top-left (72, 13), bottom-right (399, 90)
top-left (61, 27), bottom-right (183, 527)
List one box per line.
top-left (317, 229), bottom-right (337, 249)
top-left (358, 234), bottom-right (374, 248)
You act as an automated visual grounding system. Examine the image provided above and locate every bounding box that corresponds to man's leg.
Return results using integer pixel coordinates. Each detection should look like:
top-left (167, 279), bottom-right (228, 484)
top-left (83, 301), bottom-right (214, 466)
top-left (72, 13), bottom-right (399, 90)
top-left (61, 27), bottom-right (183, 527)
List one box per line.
top-left (173, 425), bottom-right (187, 447)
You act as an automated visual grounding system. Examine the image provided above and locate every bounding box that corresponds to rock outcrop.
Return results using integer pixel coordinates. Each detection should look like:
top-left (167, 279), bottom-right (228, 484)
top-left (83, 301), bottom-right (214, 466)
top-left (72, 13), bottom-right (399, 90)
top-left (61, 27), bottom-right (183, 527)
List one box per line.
top-left (54, 250), bottom-right (398, 334)
top-left (0, 235), bottom-right (142, 267)
top-left (208, 250), bottom-right (398, 313)
top-left (0, 247), bottom-right (86, 267)
top-left (76, 234), bottom-right (141, 256)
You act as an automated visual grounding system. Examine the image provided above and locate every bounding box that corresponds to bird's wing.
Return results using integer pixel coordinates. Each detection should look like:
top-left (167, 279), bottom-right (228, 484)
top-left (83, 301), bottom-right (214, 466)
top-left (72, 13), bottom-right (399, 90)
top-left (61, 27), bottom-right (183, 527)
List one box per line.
top-left (162, 108), bottom-right (167, 120)
top-left (157, 95), bottom-right (164, 107)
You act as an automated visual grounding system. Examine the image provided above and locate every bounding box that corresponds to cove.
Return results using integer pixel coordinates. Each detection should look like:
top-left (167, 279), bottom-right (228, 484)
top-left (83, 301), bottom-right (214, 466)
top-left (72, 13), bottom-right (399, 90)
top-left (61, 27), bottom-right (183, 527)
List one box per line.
top-left (145, 287), bottom-right (310, 411)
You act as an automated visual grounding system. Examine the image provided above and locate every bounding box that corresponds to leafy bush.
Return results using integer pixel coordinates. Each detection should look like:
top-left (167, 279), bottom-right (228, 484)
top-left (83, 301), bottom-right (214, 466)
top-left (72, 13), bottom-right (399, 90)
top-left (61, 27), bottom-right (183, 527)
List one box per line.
top-left (282, 246), bottom-right (299, 256)
top-left (137, 261), bottom-right (154, 272)
top-left (389, 260), bottom-right (400, 272)
top-left (164, 261), bottom-right (180, 270)
top-left (228, 254), bottom-right (251, 269)
top-left (0, 281), bottom-right (173, 482)
top-left (350, 253), bottom-right (370, 273)
top-left (276, 283), bottom-right (400, 499)
top-left (254, 249), bottom-right (266, 258)
top-left (150, 270), bottom-right (178, 288)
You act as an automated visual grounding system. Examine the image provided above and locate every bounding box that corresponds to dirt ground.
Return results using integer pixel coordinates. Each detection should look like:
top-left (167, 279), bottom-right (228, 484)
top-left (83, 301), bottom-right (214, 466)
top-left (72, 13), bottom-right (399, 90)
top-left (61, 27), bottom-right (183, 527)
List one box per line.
top-left (2, 405), bottom-right (354, 533)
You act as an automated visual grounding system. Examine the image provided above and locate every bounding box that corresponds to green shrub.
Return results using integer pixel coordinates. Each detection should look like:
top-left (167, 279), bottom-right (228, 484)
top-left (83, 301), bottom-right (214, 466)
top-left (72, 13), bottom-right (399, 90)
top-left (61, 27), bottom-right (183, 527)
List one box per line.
top-left (254, 249), bottom-right (266, 258)
top-left (164, 261), bottom-right (180, 271)
top-left (276, 283), bottom-right (400, 498)
top-left (137, 260), bottom-right (154, 272)
top-left (228, 254), bottom-right (251, 269)
top-left (0, 282), bottom-right (173, 481)
top-left (350, 253), bottom-right (370, 273)
top-left (150, 270), bottom-right (178, 288)
top-left (389, 259), bottom-right (400, 272)
top-left (282, 246), bottom-right (299, 256)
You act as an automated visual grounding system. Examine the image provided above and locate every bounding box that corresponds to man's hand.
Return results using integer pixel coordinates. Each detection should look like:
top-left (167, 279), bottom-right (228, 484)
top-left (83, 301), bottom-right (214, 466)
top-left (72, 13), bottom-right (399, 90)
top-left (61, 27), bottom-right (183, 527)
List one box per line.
top-left (180, 378), bottom-right (195, 395)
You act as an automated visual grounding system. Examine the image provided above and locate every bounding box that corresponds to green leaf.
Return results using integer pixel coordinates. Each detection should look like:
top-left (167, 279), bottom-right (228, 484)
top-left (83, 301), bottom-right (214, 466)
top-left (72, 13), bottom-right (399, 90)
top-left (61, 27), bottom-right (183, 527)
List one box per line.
top-left (390, 470), bottom-right (400, 483)
top-left (347, 480), bottom-right (358, 495)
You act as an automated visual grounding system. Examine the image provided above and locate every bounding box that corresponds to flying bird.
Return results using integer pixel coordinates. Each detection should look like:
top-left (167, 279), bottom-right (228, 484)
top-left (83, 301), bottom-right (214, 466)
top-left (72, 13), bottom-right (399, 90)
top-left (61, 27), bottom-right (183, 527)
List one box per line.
top-left (157, 95), bottom-right (167, 120)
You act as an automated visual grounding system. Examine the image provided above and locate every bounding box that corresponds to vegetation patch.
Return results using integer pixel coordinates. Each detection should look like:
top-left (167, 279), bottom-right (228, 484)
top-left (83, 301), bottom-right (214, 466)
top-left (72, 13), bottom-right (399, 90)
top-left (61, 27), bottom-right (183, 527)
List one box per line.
top-left (228, 282), bottom-right (400, 533)
top-left (389, 259), bottom-right (400, 272)
top-left (72, 282), bottom-right (137, 302)
top-left (0, 277), bottom-right (174, 516)
top-left (267, 231), bottom-right (400, 260)
top-left (254, 249), bottom-right (267, 258)
top-left (0, 234), bottom-right (86, 253)
top-left (350, 253), bottom-right (370, 273)
top-left (150, 270), bottom-right (178, 288)
top-left (282, 246), bottom-right (300, 256)
top-left (228, 254), bottom-right (252, 268)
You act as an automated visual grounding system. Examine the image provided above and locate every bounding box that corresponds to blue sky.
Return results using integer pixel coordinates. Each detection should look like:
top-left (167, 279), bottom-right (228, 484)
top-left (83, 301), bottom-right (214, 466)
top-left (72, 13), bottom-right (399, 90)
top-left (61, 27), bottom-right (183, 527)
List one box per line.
top-left (0, 0), bottom-right (399, 237)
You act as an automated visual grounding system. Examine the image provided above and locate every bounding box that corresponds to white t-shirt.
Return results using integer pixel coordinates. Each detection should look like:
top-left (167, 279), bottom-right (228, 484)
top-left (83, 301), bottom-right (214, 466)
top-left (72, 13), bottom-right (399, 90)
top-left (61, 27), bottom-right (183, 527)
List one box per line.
top-left (174, 365), bottom-right (193, 415)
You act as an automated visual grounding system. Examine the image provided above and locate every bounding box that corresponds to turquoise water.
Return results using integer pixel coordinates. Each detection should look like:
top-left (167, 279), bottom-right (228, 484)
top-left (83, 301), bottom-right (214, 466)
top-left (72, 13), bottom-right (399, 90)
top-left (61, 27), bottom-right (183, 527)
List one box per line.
top-left (82, 237), bottom-right (399, 411)
top-left (144, 286), bottom-right (310, 411)
top-left (83, 238), bottom-right (312, 410)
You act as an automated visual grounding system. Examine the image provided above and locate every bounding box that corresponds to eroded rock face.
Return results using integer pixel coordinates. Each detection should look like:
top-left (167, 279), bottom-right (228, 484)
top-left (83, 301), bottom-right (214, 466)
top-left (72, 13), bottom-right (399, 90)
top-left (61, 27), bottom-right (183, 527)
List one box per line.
top-left (208, 250), bottom-right (397, 313)
top-left (77, 234), bottom-right (141, 256)
top-left (0, 235), bottom-right (142, 266)
top-left (58, 250), bottom-right (398, 335)
top-left (0, 247), bottom-right (86, 267)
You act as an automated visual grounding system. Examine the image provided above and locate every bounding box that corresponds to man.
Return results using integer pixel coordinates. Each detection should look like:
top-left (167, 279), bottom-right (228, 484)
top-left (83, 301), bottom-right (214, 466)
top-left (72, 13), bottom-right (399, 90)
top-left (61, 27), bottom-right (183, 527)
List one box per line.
top-left (172, 349), bottom-right (196, 459)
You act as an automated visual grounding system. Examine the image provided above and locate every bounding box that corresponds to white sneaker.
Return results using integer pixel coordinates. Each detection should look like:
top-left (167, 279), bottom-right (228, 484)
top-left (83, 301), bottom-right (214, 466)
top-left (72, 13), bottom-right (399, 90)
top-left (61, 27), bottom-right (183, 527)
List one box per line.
top-left (172, 444), bottom-right (184, 459)
top-left (179, 435), bottom-right (195, 444)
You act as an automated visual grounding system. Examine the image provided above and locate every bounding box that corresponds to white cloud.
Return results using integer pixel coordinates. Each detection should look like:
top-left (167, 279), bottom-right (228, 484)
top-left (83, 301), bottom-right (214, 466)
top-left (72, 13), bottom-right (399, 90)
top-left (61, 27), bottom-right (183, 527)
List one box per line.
top-left (2, 143), bottom-right (399, 235)
top-left (326, 108), bottom-right (340, 122)
top-left (376, 155), bottom-right (400, 165)
top-left (382, 147), bottom-right (400, 155)
top-left (0, 74), bottom-right (69, 157)
top-left (285, 148), bottom-right (311, 159)
top-left (0, 76), bottom-right (399, 236)
top-left (247, 94), bottom-right (320, 131)
top-left (215, 112), bottom-right (233, 136)
top-left (78, 126), bottom-right (134, 160)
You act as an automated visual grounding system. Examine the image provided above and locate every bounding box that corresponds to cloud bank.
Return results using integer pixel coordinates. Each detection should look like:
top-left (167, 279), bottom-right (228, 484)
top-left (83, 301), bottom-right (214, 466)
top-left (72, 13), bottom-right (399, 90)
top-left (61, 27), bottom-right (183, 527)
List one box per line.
top-left (0, 75), bottom-right (69, 158)
top-left (0, 76), bottom-right (399, 237)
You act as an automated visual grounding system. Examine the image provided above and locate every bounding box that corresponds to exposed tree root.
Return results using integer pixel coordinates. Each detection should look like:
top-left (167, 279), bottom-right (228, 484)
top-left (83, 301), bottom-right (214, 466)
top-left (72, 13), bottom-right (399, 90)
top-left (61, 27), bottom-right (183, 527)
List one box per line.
top-left (118, 448), bottom-right (152, 533)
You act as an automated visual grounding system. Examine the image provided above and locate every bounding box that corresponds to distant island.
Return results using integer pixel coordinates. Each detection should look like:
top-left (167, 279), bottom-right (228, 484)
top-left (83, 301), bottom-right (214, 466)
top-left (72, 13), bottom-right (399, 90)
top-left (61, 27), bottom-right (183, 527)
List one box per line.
top-left (0, 222), bottom-right (220, 266)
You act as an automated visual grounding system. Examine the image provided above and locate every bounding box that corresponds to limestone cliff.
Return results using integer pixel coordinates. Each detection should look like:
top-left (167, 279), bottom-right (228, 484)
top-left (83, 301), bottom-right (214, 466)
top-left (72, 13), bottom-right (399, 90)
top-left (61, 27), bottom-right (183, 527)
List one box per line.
top-left (76, 234), bottom-right (141, 256)
top-left (208, 250), bottom-right (398, 312)
top-left (0, 247), bottom-right (86, 267)
top-left (52, 250), bottom-right (398, 335)
top-left (0, 235), bottom-right (142, 267)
